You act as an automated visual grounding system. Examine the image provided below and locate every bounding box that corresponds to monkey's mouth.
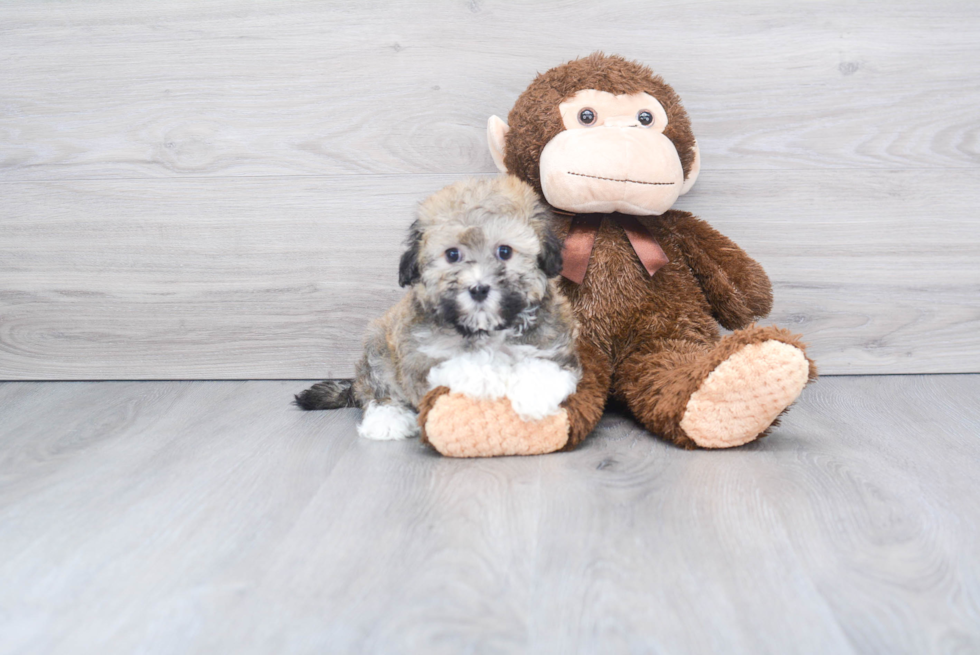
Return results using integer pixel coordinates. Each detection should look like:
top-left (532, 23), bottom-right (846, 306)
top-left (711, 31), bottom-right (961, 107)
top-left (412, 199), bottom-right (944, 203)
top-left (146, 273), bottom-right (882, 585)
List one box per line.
top-left (566, 171), bottom-right (675, 186)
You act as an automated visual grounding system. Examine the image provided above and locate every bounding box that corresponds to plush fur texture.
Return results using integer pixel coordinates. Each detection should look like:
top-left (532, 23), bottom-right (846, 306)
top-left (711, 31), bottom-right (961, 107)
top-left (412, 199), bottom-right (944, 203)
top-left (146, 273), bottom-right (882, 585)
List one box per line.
top-left (504, 52), bottom-right (697, 197)
top-left (552, 212), bottom-right (817, 449)
top-left (424, 52), bottom-right (817, 451)
top-left (298, 175), bottom-right (582, 453)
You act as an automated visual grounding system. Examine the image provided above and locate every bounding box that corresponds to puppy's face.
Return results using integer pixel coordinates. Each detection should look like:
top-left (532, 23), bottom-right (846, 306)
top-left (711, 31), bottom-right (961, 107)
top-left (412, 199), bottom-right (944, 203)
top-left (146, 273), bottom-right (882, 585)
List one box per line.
top-left (399, 176), bottom-right (563, 336)
top-left (422, 217), bottom-right (542, 335)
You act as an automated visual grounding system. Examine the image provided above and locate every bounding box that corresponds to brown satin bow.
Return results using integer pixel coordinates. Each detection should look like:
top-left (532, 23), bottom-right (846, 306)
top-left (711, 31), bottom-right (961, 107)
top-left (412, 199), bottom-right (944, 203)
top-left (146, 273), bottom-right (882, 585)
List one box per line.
top-left (560, 214), bottom-right (669, 284)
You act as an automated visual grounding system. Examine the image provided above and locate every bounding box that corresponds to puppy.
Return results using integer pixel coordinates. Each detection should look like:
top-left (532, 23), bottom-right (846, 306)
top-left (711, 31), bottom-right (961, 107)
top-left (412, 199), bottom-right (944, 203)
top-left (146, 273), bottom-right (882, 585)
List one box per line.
top-left (296, 175), bottom-right (581, 442)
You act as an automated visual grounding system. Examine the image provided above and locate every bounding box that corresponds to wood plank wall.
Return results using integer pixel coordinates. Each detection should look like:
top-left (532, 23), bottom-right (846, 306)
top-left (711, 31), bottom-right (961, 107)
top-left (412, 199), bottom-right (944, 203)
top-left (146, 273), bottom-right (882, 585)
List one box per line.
top-left (1, 1), bottom-right (978, 379)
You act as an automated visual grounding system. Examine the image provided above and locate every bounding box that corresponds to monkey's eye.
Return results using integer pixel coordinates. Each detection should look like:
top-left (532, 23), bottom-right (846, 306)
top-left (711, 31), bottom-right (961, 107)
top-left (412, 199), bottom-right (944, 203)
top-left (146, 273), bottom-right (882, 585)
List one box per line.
top-left (578, 108), bottom-right (596, 126)
top-left (496, 245), bottom-right (513, 261)
top-left (637, 110), bottom-right (654, 126)
top-left (445, 248), bottom-right (461, 263)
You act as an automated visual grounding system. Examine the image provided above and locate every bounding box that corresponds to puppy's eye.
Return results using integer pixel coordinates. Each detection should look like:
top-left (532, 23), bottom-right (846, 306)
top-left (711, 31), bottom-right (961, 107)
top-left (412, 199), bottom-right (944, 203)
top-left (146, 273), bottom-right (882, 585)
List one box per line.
top-left (637, 110), bottom-right (654, 126)
top-left (496, 245), bottom-right (513, 261)
top-left (578, 108), bottom-right (596, 126)
top-left (445, 248), bottom-right (461, 263)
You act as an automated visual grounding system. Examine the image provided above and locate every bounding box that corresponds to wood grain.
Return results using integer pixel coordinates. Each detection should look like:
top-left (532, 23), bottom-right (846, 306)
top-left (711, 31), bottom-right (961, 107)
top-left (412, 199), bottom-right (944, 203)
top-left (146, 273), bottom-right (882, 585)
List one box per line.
top-left (2, 170), bottom-right (977, 379)
top-left (1, 0), bottom-right (978, 379)
top-left (0, 1), bottom-right (978, 180)
top-left (1, 376), bottom-right (978, 652)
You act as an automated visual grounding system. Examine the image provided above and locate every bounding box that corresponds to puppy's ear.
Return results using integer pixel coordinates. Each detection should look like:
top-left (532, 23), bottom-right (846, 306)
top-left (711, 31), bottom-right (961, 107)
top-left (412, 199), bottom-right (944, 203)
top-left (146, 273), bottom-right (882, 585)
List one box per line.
top-left (537, 222), bottom-right (564, 278)
top-left (398, 220), bottom-right (423, 287)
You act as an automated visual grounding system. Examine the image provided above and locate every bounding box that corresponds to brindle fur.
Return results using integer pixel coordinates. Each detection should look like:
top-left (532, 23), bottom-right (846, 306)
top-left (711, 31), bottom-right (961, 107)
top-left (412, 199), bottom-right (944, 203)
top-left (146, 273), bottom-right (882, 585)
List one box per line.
top-left (297, 176), bottom-right (579, 419)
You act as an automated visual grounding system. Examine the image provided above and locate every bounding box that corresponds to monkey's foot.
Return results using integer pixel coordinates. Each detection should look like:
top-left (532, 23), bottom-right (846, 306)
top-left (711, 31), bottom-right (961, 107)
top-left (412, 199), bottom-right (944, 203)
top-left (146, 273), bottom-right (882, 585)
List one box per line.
top-left (680, 340), bottom-right (810, 448)
top-left (419, 388), bottom-right (569, 457)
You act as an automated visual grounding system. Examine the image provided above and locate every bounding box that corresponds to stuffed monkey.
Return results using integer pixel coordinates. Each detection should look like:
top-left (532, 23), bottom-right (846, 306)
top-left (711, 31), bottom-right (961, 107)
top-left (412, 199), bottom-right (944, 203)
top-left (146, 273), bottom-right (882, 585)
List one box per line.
top-left (420, 53), bottom-right (816, 455)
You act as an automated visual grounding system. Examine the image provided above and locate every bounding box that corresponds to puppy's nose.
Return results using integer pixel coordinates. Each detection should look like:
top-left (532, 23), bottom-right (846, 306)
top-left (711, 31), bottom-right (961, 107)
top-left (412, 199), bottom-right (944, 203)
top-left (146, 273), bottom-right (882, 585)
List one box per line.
top-left (468, 284), bottom-right (491, 303)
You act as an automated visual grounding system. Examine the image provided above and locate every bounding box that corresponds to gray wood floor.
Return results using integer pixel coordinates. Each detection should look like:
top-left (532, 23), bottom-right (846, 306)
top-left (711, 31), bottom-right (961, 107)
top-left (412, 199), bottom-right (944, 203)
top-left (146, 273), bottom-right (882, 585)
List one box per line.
top-left (2, 376), bottom-right (978, 654)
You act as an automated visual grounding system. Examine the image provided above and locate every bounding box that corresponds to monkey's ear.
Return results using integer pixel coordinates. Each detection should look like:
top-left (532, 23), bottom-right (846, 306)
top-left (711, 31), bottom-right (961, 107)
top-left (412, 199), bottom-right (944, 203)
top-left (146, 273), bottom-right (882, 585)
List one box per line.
top-left (487, 116), bottom-right (510, 174)
top-left (679, 141), bottom-right (701, 196)
top-left (398, 221), bottom-right (423, 287)
top-left (537, 225), bottom-right (564, 278)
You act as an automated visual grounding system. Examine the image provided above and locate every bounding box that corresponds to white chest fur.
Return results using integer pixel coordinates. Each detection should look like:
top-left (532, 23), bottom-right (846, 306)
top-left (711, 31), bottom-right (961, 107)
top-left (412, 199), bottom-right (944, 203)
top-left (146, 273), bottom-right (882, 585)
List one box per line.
top-left (426, 350), bottom-right (579, 422)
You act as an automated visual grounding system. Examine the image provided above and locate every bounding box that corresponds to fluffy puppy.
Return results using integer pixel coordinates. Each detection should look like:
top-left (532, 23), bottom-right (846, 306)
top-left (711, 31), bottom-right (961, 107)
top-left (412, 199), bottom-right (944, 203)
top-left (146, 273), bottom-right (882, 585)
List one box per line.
top-left (296, 175), bottom-right (581, 442)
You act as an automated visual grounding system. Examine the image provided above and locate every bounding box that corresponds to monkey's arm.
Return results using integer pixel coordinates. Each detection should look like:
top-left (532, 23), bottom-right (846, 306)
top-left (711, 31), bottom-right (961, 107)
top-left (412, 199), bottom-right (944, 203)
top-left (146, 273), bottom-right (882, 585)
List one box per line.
top-left (660, 212), bottom-right (773, 331)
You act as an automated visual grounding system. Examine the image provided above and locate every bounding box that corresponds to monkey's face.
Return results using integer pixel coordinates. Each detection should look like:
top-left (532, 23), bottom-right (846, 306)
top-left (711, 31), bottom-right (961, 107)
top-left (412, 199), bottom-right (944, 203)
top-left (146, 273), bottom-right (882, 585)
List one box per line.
top-left (538, 90), bottom-right (694, 216)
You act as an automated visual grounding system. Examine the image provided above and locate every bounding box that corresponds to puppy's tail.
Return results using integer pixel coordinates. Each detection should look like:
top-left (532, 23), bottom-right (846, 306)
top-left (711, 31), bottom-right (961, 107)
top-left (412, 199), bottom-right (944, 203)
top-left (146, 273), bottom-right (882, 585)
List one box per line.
top-left (294, 379), bottom-right (359, 410)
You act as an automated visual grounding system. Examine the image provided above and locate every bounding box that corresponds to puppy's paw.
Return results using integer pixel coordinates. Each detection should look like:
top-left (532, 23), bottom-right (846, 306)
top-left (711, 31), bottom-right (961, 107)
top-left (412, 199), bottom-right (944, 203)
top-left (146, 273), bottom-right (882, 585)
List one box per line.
top-left (428, 354), bottom-right (580, 422)
top-left (426, 351), bottom-right (508, 399)
top-left (506, 359), bottom-right (579, 421)
top-left (357, 402), bottom-right (420, 441)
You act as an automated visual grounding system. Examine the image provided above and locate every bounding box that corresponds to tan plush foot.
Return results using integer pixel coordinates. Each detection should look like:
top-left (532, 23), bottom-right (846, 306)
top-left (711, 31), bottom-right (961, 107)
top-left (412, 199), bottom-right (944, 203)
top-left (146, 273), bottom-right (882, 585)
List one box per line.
top-left (680, 340), bottom-right (810, 448)
top-left (423, 392), bottom-right (569, 457)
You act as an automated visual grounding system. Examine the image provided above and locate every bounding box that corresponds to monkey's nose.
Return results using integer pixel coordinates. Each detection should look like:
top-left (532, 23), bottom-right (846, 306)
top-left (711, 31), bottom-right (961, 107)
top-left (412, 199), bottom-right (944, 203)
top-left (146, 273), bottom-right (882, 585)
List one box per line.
top-left (469, 284), bottom-right (491, 302)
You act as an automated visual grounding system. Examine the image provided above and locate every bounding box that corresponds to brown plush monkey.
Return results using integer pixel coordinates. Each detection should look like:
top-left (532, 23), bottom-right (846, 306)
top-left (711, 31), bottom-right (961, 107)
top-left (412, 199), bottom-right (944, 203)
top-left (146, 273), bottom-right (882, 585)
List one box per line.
top-left (420, 53), bottom-right (816, 454)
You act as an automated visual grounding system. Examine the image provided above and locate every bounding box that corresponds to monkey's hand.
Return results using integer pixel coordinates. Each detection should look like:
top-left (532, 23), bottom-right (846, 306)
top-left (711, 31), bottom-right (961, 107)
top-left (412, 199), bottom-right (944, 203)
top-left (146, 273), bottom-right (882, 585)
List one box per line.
top-left (664, 212), bottom-right (773, 330)
top-left (417, 386), bottom-right (570, 458)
